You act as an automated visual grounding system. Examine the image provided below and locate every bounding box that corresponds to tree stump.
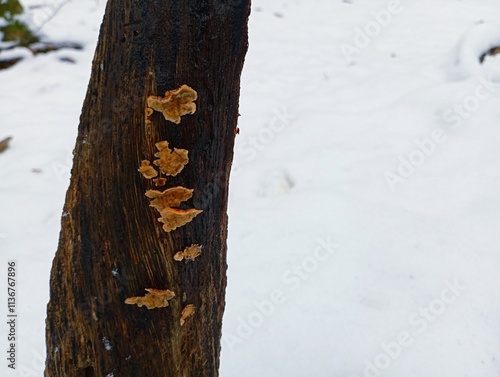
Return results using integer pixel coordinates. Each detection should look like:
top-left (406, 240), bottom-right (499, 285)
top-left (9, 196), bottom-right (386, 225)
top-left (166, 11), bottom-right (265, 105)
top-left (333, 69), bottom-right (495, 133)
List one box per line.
top-left (44, 1), bottom-right (250, 376)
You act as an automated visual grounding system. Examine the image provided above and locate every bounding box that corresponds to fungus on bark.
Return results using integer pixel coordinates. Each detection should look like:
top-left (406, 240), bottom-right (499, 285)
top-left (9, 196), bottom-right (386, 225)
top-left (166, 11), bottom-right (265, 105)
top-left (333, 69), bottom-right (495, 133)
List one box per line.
top-left (157, 208), bottom-right (202, 232)
top-left (153, 140), bottom-right (189, 177)
top-left (180, 304), bottom-right (196, 326)
top-left (153, 177), bottom-right (167, 186)
top-left (146, 187), bottom-right (194, 208)
top-left (125, 288), bottom-right (175, 309)
top-left (138, 160), bottom-right (158, 179)
top-left (173, 244), bottom-right (202, 262)
top-left (147, 85), bottom-right (197, 124)
top-left (145, 187), bottom-right (202, 232)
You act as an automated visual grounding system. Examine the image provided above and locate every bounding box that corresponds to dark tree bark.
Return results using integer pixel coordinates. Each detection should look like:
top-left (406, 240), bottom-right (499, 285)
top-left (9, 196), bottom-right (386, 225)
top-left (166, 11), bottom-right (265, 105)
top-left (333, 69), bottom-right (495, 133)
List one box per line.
top-left (44, 1), bottom-right (250, 376)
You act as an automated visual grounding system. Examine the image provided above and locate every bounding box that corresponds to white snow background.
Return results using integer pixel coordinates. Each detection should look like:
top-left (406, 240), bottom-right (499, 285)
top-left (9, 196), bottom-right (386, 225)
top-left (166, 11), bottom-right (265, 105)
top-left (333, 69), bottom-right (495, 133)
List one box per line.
top-left (1, 0), bottom-right (500, 376)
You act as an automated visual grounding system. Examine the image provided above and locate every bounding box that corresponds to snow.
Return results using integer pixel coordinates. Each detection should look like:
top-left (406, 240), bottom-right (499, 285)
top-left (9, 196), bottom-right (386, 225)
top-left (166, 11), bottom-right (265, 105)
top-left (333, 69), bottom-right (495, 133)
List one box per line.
top-left (101, 337), bottom-right (112, 351)
top-left (1, 0), bottom-right (500, 376)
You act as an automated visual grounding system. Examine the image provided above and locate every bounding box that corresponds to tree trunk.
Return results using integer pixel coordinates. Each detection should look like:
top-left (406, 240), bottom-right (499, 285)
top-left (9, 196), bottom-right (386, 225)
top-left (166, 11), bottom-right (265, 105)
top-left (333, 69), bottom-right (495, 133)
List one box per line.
top-left (44, 1), bottom-right (250, 376)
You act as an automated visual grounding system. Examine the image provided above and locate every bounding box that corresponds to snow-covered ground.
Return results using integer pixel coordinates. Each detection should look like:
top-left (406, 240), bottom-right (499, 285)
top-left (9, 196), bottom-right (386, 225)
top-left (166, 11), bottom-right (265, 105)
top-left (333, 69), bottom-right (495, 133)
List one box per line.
top-left (1, 1), bottom-right (500, 376)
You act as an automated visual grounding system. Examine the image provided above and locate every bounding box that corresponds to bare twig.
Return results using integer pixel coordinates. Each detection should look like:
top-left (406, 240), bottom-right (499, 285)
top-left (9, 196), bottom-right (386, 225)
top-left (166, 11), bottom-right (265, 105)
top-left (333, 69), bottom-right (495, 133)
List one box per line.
top-left (480, 46), bottom-right (500, 63)
top-left (0, 137), bottom-right (12, 154)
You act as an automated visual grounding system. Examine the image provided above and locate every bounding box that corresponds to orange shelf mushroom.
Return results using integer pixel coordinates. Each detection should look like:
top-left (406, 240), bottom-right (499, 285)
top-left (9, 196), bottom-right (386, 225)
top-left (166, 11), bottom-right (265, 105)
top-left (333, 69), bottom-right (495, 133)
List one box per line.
top-left (147, 84), bottom-right (197, 124)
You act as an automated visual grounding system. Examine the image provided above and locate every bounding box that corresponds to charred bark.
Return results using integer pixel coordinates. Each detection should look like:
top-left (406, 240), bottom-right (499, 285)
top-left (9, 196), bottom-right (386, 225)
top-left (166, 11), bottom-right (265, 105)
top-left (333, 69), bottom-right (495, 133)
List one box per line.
top-left (45, 1), bottom-right (250, 376)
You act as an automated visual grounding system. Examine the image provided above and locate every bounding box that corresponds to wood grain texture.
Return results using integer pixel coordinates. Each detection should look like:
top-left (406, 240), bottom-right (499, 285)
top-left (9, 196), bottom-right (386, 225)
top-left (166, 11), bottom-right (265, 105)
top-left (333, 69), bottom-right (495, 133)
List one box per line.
top-left (44, 1), bottom-right (250, 376)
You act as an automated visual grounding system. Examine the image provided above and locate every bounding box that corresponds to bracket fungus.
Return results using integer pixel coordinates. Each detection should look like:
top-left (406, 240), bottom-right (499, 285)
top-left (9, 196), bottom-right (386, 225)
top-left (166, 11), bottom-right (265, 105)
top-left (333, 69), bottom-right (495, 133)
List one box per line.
top-left (153, 177), bottom-right (167, 187)
top-left (158, 207), bottom-right (202, 232)
top-left (145, 187), bottom-right (202, 232)
top-left (153, 141), bottom-right (189, 177)
top-left (174, 244), bottom-right (202, 262)
top-left (125, 288), bottom-right (175, 309)
top-left (147, 84), bottom-right (197, 124)
top-left (138, 160), bottom-right (158, 179)
top-left (180, 304), bottom-right (196, 326)
top-left (146, 187), bottom-right (194, 209)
